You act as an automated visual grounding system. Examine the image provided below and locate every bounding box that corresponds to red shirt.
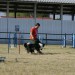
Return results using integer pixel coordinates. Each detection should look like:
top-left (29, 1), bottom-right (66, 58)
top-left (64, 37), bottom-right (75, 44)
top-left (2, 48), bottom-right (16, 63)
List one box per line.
top-left (30, 27), bottom-right (38, 40)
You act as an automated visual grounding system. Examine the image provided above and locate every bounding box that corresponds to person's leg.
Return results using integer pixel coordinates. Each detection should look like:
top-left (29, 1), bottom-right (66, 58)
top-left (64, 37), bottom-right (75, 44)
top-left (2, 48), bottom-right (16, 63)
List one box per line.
top-left (29, 39), bottom-right (42, 54)
top-left (34, 38), bottom-right (43, 54)
top-left (36, 38), bottom-right (41, 43)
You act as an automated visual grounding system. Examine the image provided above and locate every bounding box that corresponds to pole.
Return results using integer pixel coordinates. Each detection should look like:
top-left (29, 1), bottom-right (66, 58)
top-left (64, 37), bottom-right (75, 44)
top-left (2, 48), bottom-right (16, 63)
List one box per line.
top-left (18, 32), bottom-right (21, 54)
top-left (34, 3), bottom-right (37, 24)
top-left (60, 5), bottom-right (63, 38)
top-left (7, 1), bottom-right (9, 53)
top-left (63, 33), bottom-right (66, 48)
top-left (8, 33), bottom-right (10, 53)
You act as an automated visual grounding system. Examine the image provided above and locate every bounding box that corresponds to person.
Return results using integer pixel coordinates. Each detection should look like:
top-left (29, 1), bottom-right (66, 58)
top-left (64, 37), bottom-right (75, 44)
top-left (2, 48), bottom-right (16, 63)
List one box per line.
top-left (29, 23), bottom-right (42, 53)
top-left (30, 23), bottom-right (40, 44)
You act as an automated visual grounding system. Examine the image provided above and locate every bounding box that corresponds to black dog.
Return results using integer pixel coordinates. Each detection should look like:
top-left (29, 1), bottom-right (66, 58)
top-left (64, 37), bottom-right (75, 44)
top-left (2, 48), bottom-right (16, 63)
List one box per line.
top-left (24, 43), bottom-right (35, 53)
top-left (24, 42), bottom-right (45, 54)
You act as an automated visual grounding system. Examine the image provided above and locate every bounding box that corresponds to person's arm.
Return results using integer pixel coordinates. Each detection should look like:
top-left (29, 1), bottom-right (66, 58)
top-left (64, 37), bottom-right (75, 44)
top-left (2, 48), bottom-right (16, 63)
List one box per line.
top-left (30, 27), bottom-right (34, 40)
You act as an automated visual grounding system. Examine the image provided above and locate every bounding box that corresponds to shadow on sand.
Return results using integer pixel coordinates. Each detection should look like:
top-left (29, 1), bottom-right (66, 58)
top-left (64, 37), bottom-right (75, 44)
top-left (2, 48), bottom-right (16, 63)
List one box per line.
top-left (32, 52), bottom-right (61, 55)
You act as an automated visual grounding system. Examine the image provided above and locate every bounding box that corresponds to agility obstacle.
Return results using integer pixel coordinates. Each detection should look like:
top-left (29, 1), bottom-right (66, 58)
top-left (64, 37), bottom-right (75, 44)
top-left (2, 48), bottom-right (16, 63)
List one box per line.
top-left (8, 33), bottom-right (16, 53)
top-left (8, 33), bottom-right (75, 49)
top-left (8, 33), bottom-right (17, 48)
top-left (8, 32), bottom-right (21, 54)
top-left (7, 32), bottom-right (75, 54)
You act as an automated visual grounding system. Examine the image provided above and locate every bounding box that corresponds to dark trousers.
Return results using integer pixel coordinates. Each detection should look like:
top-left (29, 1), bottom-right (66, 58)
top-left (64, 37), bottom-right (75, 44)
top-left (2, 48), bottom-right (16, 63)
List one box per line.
top-left (30, 38), bottom-right (41, 49)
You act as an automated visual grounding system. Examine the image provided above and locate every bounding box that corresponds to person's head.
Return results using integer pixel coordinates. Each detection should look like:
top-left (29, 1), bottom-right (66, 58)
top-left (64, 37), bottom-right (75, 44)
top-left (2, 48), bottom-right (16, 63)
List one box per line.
top-left (35, 23), bottom-right (40, 29)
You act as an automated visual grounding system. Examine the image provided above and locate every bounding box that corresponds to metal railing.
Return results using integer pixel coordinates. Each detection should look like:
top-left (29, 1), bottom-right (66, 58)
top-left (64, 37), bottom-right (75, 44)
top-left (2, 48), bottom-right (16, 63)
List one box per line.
top-left (0, 32), bottom-right (73, 44)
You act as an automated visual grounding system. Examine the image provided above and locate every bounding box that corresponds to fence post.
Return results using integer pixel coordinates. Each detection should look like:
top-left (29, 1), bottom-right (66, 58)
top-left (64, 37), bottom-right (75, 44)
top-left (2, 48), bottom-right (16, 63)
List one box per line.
top-left (21, 34), bottom-right (24, 44)
top-left (72, 34), bottom-right (75, 48)
top-left (46, 33), bottom-right (47, 44)
top-left (18, 32), bottom-right (21, 54)
top-left (63, 33), bottom-right (66, 47)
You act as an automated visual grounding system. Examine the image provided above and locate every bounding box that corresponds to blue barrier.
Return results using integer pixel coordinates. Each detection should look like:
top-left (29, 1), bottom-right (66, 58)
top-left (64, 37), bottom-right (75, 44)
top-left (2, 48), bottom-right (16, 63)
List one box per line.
top-left (8, 33), bottom-right (17, 48)
top-left (62, 34), bottom-right (75, 48)
top-left (72, 34), bottom-right (75, 48)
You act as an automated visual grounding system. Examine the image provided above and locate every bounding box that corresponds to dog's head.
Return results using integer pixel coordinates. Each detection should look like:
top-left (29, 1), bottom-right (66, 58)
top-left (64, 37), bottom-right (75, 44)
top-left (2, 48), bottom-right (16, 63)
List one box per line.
top-left (24, 42), bottom-right (31, 48)
top-left (24, 43), bottom-right (27, 48)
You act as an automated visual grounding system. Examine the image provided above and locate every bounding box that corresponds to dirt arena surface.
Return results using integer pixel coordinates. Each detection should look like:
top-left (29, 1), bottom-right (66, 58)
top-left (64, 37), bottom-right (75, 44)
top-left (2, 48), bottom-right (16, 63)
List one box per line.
top-left (0, 44), bottom-right (75, 75)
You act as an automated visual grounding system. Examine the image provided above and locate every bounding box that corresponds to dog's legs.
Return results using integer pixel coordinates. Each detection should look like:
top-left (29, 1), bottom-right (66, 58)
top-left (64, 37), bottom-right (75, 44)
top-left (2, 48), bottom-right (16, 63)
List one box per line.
top-left (30, 49), bottom-right (34, 54)
top-left (34, 43), bottom-right (43, 54)
top-left (35, 46), bottom-right (43, 54)
top-left (37, 50), bottom-right (43, 54)
top-left (26, 46), bottom-right (30, 53)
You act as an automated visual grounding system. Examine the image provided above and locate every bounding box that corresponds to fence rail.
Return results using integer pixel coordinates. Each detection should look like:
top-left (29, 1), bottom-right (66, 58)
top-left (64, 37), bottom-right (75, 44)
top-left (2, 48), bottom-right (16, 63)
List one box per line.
top-left (0, 32), bottom-right (74, 44)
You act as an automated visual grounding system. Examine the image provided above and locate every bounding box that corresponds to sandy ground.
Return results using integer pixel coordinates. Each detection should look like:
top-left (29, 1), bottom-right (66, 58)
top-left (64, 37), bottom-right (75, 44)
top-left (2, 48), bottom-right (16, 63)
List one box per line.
top-left (0, 44), bottom-right (75, 75)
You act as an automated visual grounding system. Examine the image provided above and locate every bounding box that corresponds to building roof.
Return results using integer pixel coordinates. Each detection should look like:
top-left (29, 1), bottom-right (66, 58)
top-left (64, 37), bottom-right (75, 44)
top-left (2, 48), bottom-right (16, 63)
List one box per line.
top-left (0, 0), bottom-right (75, 4)
top-left (0, 0), bottom-right (75, 15)
top-left (17, 0), bottom-right (75, 4)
